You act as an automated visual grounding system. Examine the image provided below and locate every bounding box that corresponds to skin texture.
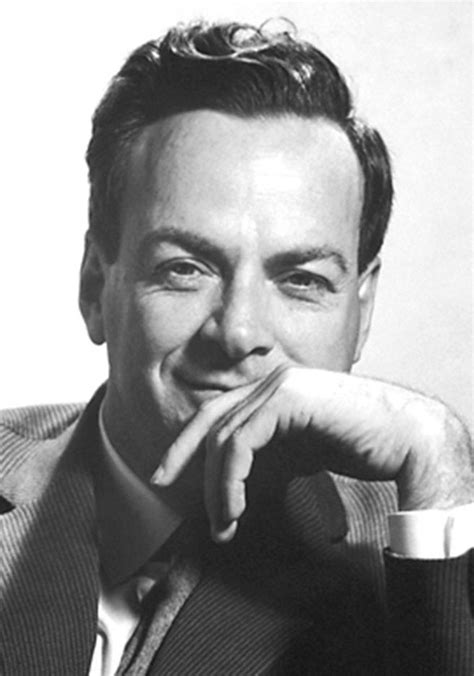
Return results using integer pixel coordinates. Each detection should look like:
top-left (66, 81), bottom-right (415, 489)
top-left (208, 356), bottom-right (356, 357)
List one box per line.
top-left (80, 111), bottom-right (473, 540)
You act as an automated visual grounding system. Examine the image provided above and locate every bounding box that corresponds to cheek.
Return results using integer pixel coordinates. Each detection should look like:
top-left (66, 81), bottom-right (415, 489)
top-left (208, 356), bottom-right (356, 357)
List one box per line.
top-left (275, 296), bottom-right (361, 371)
top-left (122, 292), bottom-right (212, 364)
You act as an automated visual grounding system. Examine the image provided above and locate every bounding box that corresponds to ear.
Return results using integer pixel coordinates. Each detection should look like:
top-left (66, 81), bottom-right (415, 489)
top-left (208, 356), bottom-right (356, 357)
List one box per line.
top-left (352, 257), bottom-right (381, 364)
top-left (79, 232), bottom-right (107, 345)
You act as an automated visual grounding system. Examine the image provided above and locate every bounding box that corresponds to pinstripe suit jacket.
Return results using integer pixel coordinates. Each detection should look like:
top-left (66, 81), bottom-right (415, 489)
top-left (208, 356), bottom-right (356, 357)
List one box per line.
top-left (1, 388), bottom-right (473, 675)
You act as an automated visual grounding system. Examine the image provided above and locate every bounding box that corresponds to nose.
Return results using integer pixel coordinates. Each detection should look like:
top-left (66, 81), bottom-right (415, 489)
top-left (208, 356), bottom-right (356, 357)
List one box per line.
top-left (200, 277), bottom-right (275, 361)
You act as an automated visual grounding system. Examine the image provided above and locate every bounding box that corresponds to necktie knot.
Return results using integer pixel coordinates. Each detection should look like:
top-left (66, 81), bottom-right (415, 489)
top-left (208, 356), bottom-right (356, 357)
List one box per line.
top-left (135, 556), bottom-right (175, 605)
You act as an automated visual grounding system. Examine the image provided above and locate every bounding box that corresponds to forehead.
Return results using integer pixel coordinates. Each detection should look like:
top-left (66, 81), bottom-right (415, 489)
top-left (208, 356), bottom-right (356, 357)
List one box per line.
top-left (119, 111), bottom-right (363, 260)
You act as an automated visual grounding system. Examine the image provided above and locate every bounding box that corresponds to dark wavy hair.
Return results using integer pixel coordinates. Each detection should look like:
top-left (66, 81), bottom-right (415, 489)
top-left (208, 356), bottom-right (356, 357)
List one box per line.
top-left (86, 20), bottom-right (393, 272)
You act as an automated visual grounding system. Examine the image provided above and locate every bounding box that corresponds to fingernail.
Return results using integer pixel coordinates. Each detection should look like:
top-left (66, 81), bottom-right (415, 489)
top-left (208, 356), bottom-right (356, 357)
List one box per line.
top-left (211, 521), bottom-right (237, 544)
top-left (151, 466), bottom-right (165, 485)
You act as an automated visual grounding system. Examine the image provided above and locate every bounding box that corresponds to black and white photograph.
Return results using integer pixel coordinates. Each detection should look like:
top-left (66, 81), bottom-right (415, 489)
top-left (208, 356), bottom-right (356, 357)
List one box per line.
top-left (1, 2), bottom-right (472, 674)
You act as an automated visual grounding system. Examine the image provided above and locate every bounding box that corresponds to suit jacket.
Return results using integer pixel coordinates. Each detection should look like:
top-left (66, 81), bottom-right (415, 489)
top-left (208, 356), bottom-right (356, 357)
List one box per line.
top-left (1, 389), bottom-right (473, 675)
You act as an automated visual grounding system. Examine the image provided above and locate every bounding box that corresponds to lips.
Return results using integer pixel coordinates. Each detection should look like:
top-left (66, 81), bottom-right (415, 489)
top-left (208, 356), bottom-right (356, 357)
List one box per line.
top-left (178, 377), bottom-right (233, 392)
top-left (176, 372), bottom-right (249, 393)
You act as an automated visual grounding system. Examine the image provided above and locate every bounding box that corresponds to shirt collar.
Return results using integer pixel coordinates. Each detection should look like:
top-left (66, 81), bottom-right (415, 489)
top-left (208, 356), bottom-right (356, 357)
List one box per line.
top-left (96, 404), bottom-right (183, 586)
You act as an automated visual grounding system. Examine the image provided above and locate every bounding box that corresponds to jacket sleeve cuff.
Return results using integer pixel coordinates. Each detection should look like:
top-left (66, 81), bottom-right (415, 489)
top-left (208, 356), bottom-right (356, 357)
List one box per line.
top-left (384, 547), bottom-right (473, 674)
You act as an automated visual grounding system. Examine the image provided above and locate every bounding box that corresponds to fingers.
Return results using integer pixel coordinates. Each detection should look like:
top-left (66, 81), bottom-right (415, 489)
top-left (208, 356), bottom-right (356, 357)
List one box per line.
top-left (205, 428), bottom-right (253, 541)
top-left (152, 365), bottom-right (286, 485)
top-left (152, 366), bottom-right (289, 544)
top-left (206, 405), bottom-right (280, 542)
top-left (151, 385), bottom-right (252, 485)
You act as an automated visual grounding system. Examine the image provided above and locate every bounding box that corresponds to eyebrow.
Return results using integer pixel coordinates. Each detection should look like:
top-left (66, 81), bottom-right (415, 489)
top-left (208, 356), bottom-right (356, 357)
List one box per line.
top-left (140, 226), bottom-right (349, 275)
top-left (266, 247), bottom-right (349, 275)
top-left (139, 227), bottom-right (229, 269)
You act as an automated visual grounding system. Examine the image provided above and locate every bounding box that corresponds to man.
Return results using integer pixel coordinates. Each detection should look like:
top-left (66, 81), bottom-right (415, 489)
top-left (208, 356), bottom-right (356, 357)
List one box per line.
top-left (1, 19), bottom-right (473, 675)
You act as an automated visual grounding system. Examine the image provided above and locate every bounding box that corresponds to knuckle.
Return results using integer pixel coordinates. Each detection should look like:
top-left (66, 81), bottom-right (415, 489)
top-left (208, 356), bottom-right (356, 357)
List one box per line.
top-left (228, 426), bottom-right (247, 452)
top-left (223, 477), bottom-right (237, 493)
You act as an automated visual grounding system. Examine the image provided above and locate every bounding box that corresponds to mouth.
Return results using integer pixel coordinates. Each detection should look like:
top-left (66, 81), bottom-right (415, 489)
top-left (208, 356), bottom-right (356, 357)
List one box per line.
top-left (178, 377), bottom-right (231, 394)
top-left (175, 372), bottom-right (246, 399)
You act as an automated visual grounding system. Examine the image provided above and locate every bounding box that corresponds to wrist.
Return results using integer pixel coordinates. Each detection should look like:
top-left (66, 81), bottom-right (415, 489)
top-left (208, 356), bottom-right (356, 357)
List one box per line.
top-left (396, 399), bottom-right (473, 511)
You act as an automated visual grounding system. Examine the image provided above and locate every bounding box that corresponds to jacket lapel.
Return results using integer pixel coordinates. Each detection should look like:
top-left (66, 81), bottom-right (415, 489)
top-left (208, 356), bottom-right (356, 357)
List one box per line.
top-left (151, 554), bottom-right (314, 675)
top-left (0, 394), bottom-right (104, 675)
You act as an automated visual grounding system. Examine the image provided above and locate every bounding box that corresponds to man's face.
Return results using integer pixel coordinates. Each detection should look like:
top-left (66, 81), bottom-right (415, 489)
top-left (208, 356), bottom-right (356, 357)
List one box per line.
top-left (82, 111), bottom-right (377, 474)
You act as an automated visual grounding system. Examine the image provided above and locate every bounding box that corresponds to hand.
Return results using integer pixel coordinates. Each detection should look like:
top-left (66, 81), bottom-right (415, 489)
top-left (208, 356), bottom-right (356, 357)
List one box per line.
top-left (153, 367), bottom-right (474, 542)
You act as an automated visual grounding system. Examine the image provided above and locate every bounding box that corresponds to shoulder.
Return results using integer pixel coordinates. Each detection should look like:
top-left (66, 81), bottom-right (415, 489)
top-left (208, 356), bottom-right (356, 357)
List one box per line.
top-left (0, 403), bottom-right (86, 505)
top-left (0, 403), bottom-right (85, 442)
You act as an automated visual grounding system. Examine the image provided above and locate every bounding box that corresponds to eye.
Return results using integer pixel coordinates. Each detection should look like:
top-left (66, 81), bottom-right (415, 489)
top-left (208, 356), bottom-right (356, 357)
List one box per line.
top-left (168, 261), bottom-right (201, 277)
top-left (278, 270), bottom-right (335, 299)
top-left (153, 259), bottom-right (211, 290)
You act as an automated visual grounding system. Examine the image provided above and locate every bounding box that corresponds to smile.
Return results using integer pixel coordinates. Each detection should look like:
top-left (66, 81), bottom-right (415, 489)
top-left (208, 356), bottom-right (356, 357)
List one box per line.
top-left (176, 373), bottom-right (246, 398)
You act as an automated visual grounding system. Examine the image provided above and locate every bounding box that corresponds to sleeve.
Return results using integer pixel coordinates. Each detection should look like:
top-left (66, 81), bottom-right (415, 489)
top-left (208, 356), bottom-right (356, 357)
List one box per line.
top-left (384, 547), bottom-right (473, 675)
top-left (332, 476), bottom-right (473, 674)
